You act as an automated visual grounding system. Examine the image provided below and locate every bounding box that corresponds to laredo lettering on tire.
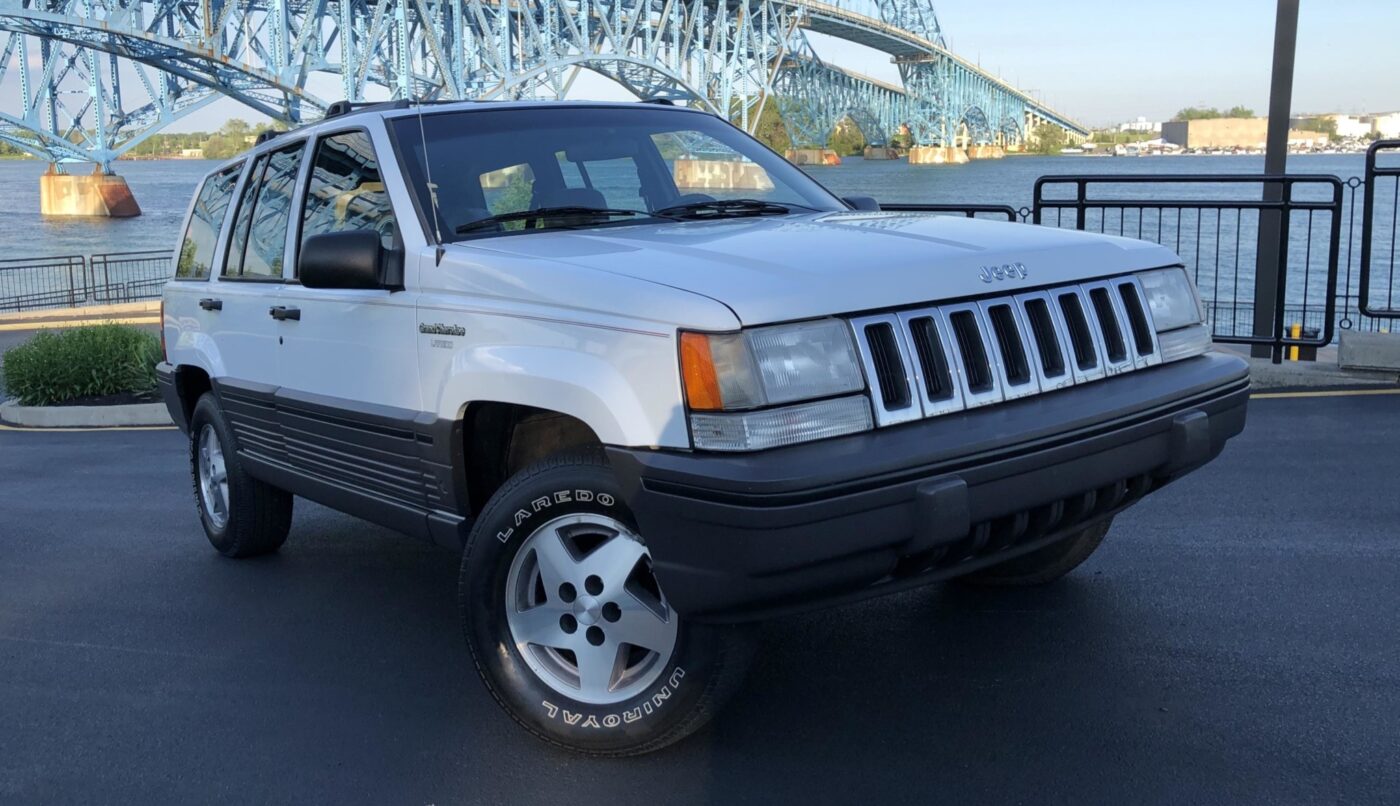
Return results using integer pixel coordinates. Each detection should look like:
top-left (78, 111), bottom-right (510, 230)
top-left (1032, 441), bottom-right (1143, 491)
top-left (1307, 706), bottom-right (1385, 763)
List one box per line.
top-left (459, 450), bottom-right (751, 756)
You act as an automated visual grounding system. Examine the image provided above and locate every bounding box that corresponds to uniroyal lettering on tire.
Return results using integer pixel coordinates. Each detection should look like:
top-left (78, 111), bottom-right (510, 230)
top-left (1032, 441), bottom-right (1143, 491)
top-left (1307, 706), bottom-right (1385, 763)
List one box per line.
top-left (460, 451), bottom-right (750, 756)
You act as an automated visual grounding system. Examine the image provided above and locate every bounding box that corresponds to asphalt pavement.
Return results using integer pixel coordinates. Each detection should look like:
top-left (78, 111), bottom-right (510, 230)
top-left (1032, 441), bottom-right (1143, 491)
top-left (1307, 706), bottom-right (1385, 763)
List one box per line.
top-left (1, 392), bottom-right (1398, 804)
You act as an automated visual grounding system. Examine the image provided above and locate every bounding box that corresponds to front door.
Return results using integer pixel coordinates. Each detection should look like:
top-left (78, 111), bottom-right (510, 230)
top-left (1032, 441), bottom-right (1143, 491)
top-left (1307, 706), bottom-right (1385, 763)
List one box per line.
top-left (272, 127), bottom-right (420, 415)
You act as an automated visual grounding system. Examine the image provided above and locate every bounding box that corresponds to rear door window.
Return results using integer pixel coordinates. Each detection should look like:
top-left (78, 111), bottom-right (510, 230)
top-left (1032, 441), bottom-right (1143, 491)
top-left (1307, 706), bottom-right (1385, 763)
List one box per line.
top-left (176, 162), bottom-right (242, 280)
top-left (223, 143), bottom-right (305, 280)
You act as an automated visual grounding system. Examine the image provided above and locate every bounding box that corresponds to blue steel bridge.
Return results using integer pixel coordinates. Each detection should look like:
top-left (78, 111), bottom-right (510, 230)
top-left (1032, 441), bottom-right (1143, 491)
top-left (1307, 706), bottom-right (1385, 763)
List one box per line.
top-left (0, 0), bottom-right (1087, 169)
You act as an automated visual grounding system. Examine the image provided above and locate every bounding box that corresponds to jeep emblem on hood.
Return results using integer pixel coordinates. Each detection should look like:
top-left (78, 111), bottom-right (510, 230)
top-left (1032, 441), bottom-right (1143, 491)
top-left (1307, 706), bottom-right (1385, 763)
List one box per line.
top-left (979, 262), bottom-right (1029, 283)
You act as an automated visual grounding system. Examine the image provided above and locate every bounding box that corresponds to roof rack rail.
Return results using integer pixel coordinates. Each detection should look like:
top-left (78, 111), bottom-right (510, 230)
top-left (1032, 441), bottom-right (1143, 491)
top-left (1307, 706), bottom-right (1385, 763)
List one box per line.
top-left (253, 129), bottom-right (282, 145)
top-left (640, 97), bottom-right (676, 106)
top-left (323, 98), bottom-right (464, 120)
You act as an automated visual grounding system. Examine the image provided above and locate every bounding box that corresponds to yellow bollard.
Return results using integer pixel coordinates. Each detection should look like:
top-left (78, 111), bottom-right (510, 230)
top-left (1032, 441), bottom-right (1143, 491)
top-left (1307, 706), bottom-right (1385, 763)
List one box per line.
top-left (1288, 322), bottom-right (1300, 361)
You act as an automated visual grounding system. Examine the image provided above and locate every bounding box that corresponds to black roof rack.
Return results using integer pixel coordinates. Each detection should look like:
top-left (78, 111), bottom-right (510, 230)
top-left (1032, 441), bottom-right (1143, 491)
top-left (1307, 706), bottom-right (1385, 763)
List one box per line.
top-left (253, 129), bottom-right (283, 145)
top-left (323, 98), bottom-right (463, 120)
top-left (640, 97), bottom-right (677, 106)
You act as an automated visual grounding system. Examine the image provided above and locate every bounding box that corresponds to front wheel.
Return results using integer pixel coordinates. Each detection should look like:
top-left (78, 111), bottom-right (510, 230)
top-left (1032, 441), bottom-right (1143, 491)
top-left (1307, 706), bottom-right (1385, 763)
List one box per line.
top-left (459, 451), bottom-right (750, 756)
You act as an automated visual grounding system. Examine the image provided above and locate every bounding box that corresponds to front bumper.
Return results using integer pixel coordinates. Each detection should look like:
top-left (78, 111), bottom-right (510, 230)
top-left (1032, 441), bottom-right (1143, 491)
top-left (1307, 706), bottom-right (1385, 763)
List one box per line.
top-left (608, 353), bottom-right (1250, 622)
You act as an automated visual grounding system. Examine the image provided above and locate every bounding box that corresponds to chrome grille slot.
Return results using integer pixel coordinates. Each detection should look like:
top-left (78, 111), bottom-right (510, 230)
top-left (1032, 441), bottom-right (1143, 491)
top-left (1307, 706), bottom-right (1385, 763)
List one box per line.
top-left (941, 305), bottom-right (1003, 408)
top-left (1056, 289), bottom-right (1107, 383)
top-left (848, 313), bottom-right (923, 426)
top-left (986, 304), bottom-right (1030, 385)
top-left (897, 309), bottom-right (966, 418)
top-left (908, 317), bottom-right (954, 401)
top-left (866, 323), bottom-right (911, 409)
top-left (1085, 281), bottom-right (1135, 375)
top-left (1089, 286), bottom-right (1127, 363)
top-left (1023, 297), bottom-right (1065, 378)
top-left (848, 274), bottom-right (1164, 428)
top-left (1114, 277), bottom-right (1162, 368)
top-left (1016, 291), bottom-right (1076, 392)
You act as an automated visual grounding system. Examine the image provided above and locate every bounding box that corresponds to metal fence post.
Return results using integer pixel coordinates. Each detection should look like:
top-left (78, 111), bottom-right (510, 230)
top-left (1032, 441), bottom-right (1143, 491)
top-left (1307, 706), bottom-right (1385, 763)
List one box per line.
top-left (1252, 0), bottom-right (1299, 363)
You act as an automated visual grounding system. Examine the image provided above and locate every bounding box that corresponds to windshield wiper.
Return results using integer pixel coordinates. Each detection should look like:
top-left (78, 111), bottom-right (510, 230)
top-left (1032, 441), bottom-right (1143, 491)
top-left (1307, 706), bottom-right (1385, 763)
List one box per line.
top-left (653, 198), bottom-right (811, 219)
top-left (454, 206), bottom-right (674, 234)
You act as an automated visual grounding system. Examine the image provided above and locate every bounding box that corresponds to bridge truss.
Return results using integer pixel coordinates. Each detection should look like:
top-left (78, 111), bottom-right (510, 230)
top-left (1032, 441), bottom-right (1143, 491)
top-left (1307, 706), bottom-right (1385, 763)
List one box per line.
top-left (0, 0), bottom-right (1087, 168)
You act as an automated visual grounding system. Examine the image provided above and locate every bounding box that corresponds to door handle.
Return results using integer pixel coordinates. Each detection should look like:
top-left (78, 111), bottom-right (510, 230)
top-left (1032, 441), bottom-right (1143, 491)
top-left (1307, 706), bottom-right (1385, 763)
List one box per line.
top-left (268, 306), bottom-right (301, 321)
top-left (198, 298), bottom-right (223, 311)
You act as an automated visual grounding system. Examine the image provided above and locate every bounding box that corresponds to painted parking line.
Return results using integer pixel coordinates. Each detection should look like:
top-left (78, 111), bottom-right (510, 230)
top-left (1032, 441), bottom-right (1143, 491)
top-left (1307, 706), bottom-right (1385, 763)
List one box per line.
top-left (1250, 388), bottom-right (1400, 400)
top-left (0, 316), bottom-right (161, 332)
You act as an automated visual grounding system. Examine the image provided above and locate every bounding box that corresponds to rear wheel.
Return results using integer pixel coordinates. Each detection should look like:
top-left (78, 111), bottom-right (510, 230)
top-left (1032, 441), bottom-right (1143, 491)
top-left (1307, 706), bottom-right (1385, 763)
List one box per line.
top-left (956, 518), bottom-right (1112, 587)
top-left (460, 450), bottom-right (750, 756)
top-left (188, 393), bottom-right (292, 558)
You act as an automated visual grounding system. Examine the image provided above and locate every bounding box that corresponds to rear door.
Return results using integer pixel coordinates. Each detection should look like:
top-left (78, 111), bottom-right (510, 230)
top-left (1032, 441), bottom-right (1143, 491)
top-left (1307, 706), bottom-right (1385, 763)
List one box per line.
top-left (207, 141), bottom-right (306, 432)
top-left (162, 161), bottom-right (244, 374)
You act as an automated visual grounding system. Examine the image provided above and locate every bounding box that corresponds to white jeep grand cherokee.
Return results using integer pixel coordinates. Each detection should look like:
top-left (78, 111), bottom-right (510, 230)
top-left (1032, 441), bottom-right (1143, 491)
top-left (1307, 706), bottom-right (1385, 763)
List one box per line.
top-left (158, 99), bottom-right (1249, 755)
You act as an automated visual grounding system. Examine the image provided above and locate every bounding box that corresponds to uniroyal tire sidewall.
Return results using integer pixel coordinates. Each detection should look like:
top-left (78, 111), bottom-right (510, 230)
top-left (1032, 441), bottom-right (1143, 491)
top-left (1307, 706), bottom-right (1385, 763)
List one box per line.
top-left (461, 459), bottom-right (722, 753)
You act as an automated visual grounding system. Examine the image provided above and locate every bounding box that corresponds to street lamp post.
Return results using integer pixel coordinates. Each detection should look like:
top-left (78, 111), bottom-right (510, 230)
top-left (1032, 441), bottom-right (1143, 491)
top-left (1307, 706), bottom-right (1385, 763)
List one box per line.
top-left (1252, 0), bottom-right (1300, 362)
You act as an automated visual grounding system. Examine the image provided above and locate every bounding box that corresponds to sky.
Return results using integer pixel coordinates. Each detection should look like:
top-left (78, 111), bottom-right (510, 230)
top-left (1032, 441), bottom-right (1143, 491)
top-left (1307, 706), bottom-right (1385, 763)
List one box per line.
top-left (6, 0), bottom-right (1400, 134)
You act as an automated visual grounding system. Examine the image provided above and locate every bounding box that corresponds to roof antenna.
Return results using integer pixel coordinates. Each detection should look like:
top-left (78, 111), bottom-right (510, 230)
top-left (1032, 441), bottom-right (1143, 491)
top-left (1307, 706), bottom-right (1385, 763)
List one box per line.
top-left (414, 96), bottom-right (445, 265)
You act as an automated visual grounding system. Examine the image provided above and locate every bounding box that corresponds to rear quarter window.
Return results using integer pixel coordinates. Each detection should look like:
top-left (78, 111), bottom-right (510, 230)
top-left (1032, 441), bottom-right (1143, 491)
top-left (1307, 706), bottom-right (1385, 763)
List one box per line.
top-left (175, 162), bottom-right (243, 280)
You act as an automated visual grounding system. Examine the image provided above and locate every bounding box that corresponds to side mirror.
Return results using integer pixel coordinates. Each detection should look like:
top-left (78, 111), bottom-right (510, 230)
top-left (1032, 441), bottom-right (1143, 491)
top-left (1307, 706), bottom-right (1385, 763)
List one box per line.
top-left (299, 230), bottom-right (386, 290)
top-left (843, 195), bottom-right (881, 212)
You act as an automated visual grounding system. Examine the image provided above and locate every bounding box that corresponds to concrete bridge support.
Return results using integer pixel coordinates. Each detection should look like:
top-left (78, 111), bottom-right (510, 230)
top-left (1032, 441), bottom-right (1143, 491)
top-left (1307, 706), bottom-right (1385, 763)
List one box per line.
top-left (39, 165), bottom-right (141, 217)
top-left (785, 148), bottom-right (842, 166)
top-left (966, 145), bottom-right (1005, 160)
top-left (907, 146), bottom-right (968, 165)
top-left (862, 146), bottom-right (902, 160)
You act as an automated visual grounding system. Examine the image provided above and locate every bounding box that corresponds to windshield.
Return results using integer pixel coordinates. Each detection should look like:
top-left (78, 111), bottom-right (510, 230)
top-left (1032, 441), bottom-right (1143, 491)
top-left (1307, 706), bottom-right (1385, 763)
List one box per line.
top-left (389, 106), bottom-right (845, 241)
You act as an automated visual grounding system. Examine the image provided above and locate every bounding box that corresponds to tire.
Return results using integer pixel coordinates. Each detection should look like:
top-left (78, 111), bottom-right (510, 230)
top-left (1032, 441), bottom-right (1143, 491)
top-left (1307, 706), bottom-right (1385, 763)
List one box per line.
top-left (459, 450), bottom-right (751, 756)
top-left (955, 518), bottom-right (1113, 587)
top-left (188, 392), bottom-right (293, 558)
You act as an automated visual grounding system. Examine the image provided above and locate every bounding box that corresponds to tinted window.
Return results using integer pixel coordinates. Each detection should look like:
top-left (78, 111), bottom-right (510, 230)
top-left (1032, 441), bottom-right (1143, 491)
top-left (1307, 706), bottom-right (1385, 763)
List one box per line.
top-left (222, 154), bottom-right (267, 278)
top-left (176, 162), bottom-right (241, 280)
top-left (223, 144), bottom-right (304, 280)
top-left (301, 131), bottom-right (396, 267)
top-left (391, 107), bottom-right (844, 241)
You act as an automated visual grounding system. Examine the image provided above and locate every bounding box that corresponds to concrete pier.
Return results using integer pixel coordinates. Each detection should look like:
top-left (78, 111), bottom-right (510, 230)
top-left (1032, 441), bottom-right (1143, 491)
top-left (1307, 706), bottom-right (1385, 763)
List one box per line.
top-left (784, 148), bottom-right (841, 166)
top-left (39, 165), bottom-right (141, 217)
top-left (966, 145), bottom-right (1006, 160)
top-left (672, 159), bottom-right (775, 191)
top-left (907, 146), bottom-right (968, 165)
top-left (862, 146), bottom-right (902, 160)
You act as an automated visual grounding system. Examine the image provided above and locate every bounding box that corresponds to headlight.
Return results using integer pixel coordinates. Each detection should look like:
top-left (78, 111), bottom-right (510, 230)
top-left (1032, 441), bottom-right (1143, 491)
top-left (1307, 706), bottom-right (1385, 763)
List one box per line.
top-left (1136, 267), bottom-right (1211, 362)
top-left (680, 320), bottom-right (871, 450)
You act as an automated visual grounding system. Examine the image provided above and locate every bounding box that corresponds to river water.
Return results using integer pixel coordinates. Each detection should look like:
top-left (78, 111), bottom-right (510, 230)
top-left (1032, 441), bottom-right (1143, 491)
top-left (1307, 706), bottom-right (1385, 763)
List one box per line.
top-left (0, 153), bottom-right (1370, 258)
top-left (0, 153), bottom-right (1388, 327)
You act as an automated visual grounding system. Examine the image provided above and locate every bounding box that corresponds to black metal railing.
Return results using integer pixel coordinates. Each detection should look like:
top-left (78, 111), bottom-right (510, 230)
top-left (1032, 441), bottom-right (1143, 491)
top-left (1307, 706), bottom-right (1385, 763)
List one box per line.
top-left (1360, 139), bottom-right (1400, 319)
top-left (0, 255), bottom-right (89, 312)
top-left (88, 250), bottom-right (175, 304)
top-left (0, 250), bottom-right (172, 313)
top-left (1032, 174), bottom-right (1343, 355)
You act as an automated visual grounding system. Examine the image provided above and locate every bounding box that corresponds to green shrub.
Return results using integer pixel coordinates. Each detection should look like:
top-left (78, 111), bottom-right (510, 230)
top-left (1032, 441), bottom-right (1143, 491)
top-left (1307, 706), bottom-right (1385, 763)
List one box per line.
top-left (2, 325), bottom-right (161, 406)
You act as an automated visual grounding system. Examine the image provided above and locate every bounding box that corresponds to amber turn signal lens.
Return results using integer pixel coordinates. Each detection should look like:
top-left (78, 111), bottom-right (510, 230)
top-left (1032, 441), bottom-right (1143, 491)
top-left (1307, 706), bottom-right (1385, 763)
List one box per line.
top-left (680, 332), bottom-right (723, 411)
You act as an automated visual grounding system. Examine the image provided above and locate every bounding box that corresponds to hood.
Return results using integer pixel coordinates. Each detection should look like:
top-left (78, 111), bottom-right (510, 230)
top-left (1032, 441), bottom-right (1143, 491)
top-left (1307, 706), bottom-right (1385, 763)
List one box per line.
top-left (457, 211), bottom-right (1182, 325)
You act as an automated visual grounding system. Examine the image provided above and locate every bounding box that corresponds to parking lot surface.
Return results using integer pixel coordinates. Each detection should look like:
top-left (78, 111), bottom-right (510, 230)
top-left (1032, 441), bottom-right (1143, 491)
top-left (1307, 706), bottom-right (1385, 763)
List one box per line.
top-left (1, 392), bottom-right (1398, 804)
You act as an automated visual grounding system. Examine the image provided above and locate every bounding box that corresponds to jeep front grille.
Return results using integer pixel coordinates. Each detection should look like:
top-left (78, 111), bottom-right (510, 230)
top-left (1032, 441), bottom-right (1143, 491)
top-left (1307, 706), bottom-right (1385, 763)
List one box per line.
top-left (850, 275), bottom-right (1162, 427)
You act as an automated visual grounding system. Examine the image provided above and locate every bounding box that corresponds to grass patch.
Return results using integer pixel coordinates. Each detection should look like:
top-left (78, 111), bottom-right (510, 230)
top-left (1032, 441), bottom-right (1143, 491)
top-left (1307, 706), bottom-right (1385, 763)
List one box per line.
top-left (2, 325), bottom-right (161, 406)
